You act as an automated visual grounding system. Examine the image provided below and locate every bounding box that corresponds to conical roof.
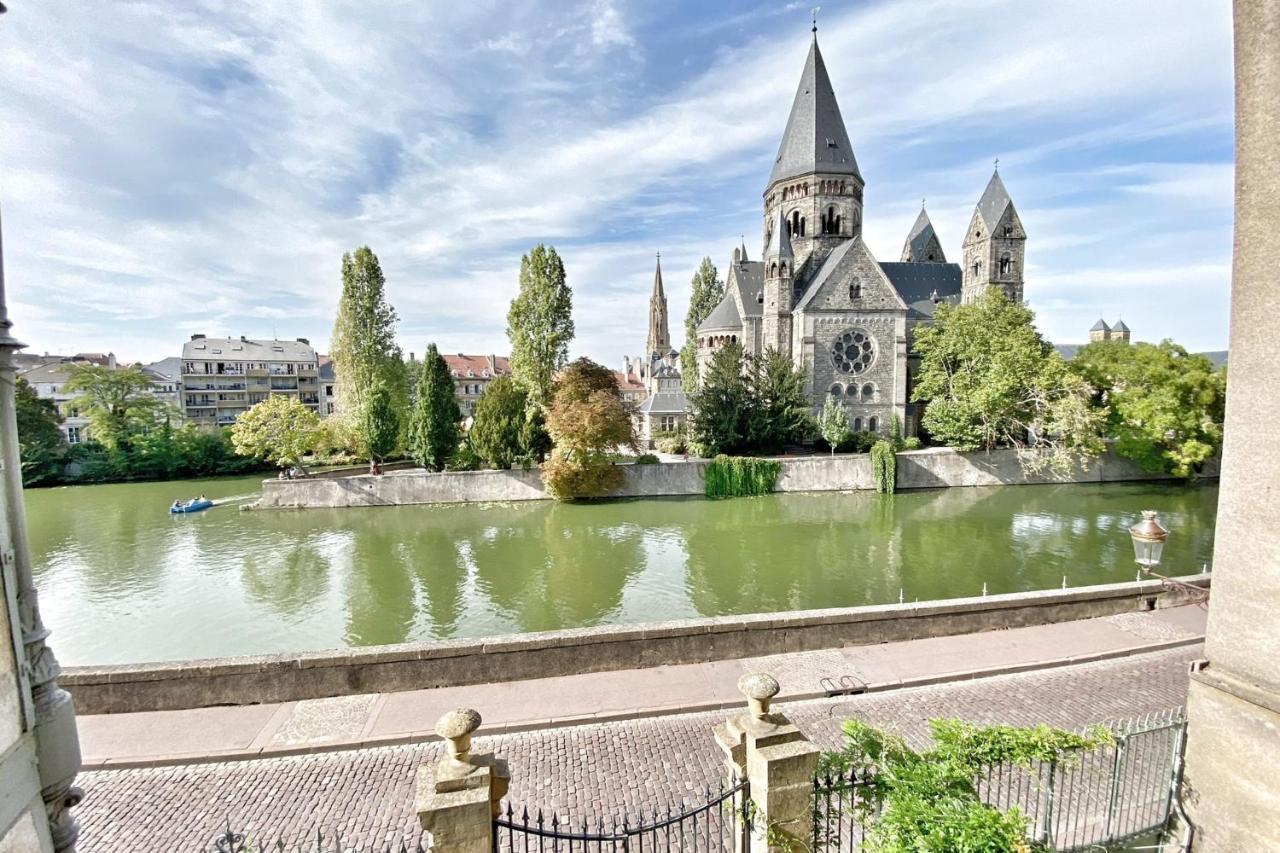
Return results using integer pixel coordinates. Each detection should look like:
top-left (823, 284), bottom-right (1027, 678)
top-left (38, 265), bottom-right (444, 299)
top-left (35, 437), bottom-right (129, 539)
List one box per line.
top-left (764, 208), bottom-right (794, 260)
top-left (652, 255), bottom-right (665, 300)
top-left (1112, 318), bottom-right (1129, 332)
top-left (768, 36), bottom-right (860, 188)
top-left (903, 208), bottom-right (942, 261)
top-left (976, 170), bottom-right (1015, 230)
top-left (1090, 318), bottom-right (1111, 332)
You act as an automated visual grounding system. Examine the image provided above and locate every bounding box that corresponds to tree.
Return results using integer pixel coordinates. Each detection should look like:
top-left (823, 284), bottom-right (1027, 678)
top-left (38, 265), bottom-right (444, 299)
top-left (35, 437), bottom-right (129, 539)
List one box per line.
top-left (361, 380), bottom-right (400, 473)
top-left (689, 342), bottom-right (749, 455)
top-left (912, 290), bottom-right (1104, 476)
top-left (1071, 339), bottom-right (1226, 478)
top-left (230, 394), bottom-right (323, 469)
top-left (469, 376), bottom-right (529, 469)
top-left (330, 246), bottom-right (406, 430)
top-left (15, 377), bottom-right (67, 485)
top-left (542, 358), bottom-right (635, 500)
top-left (406, 344), bottom-right (461, 471)
top-left (817, 395), bottom-right (851, 455)
top-left (680, 257), bottom-right (724, 392)
top-left (63, 364), bottom-right (167, 449)
top-left (507, 244), bottom-right (574, 409)
top-left (746, 348), bottom-right (811, 452)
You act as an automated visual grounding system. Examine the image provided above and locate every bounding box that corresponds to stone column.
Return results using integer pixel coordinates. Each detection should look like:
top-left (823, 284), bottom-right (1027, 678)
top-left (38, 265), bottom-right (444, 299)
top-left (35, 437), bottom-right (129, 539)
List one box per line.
top-left (416, 709), bottom-right (509, 853)
top-left (715, 673), bottom-right (820, 853)
top-left (1175, 3), bottom-right (1280, 851)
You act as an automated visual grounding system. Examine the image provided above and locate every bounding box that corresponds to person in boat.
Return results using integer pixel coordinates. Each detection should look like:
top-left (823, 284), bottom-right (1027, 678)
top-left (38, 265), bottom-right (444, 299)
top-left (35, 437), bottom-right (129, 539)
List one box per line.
top-left (172, 500), bottom-right (182, 510)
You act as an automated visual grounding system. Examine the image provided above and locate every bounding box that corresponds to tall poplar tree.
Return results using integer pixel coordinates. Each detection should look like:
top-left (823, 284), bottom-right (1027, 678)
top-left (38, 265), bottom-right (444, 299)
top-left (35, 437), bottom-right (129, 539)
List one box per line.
top-left (507, 244), bottom-right (573, 409)
top-left (406, 344), bottom-right (461, 472)
top-left (680, 257), bottom-right (724, 392)
top-left (330, 246), bottom-right (406, 432)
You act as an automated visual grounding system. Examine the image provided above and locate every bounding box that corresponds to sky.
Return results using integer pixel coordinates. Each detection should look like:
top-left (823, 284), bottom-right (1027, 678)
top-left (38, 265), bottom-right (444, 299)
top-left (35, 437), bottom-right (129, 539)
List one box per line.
top-left (0, 0), bottom-right (1236, 367)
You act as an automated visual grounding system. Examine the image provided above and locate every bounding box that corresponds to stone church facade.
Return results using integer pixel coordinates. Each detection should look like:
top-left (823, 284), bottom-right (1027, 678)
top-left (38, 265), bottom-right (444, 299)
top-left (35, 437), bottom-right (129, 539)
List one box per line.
top-left (695, 30), bottom-right (1027, 437)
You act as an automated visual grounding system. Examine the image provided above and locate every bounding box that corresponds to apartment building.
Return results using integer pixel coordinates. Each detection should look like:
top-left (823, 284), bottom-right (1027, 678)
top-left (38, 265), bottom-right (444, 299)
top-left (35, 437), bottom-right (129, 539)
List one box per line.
top-left (441, 353), bottom-right (509, 418)
top-left (181, 335), bottom-right (320, 427)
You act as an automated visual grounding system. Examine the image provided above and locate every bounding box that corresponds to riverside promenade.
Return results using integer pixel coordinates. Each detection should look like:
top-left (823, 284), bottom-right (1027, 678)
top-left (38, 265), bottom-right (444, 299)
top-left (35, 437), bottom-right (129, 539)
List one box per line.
top-left (73, 606), bottom-right (1204, 851)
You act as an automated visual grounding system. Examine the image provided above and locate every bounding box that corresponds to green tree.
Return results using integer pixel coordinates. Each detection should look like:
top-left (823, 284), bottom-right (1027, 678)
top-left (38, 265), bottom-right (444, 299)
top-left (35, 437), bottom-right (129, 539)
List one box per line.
top-left (1071, 339), bottom-right (1225, 478)
top-left (680, 257), bottom-right (724, 392)
top-left (817, 394), bottom-right (851, 455)
top-left (406, 343), bottom-right (461, 471)
top-left (689, 341), bottom-right (749, 455)
top-left (15, 377), bottom-right (67, 485)
top-left (746, 348), bottom-right (811, 453)
top-left (230, 394), bottom-right (323, 469)
top-left (361, 380), bottom-right (400, 473)
top-left (63, 364), bottom-right (167, 449)
top-left (542, 358), bottom-right (635, 500)
top-left (507, 244), bottom-right (573, 409)
top-left (912, 291), bottom-right (1104, 476)
top-left (330, 246), bottom-right (406, 431)
top-left (470, 376), bottom-right (529, 469)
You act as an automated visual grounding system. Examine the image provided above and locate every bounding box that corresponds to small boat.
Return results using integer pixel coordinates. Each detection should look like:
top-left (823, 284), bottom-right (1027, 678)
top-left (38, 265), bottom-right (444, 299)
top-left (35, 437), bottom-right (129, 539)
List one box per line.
top-left (169, 499), bottom-right (214, 514)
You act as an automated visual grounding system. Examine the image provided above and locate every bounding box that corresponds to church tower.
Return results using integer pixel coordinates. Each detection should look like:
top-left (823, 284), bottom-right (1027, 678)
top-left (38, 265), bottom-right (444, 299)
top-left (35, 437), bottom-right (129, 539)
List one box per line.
top-left (762, 207), bottom-right (795, 355)
top-left (763, 26), bottom-right (864, 276)
top-left (961, 169), bottom-right (1026, 304)
top-left (646, 254), bottom-right (671, 357)
top-left (901, 206), bottom-right (946, 262)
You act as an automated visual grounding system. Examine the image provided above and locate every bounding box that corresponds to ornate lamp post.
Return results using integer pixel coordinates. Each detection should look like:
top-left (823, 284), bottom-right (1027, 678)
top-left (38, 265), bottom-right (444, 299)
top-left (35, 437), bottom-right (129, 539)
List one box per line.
top-left (0, 12), bottom-right (84, 841)
top-left (1127, 509), bottom-right (1208, 603)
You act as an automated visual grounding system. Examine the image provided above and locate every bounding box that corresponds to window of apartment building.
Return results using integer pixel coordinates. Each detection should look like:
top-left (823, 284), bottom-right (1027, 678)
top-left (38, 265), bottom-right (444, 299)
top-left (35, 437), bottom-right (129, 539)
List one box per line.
top-left (66, 426), bottom-right (81, 444)
top-left (660, 415), bottom-right (677, 431)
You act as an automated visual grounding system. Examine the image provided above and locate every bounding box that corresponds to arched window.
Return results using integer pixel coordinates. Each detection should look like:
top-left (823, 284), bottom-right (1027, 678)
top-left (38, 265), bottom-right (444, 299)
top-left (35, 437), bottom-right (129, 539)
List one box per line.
top-left (853, 417), bottom-right (863, 432)
top-left (799, 216), bottom-right (806, 237)
top-left (770, 263), bottom-right (778, 277)
top-left (862, 383), bottom-right (874, 400)
top-left (973, 260), bottom-right (982, 278)
top-left (779, 262), bottom-right (788, 277)
top-left (868, 416), bottom-right (878, 433)
top-left (791, 210), bottom-right (801, 237)
top-left (845, 384), bottom-right (858, 398)
top-left (829, 383), bottom-right (843, 396)
top-left (999, 254), bottom-right (1012, 275)
top-left (849, 283), bottom-right (861, 300)
top-left (1003, 225), bottom-right (1013, 237)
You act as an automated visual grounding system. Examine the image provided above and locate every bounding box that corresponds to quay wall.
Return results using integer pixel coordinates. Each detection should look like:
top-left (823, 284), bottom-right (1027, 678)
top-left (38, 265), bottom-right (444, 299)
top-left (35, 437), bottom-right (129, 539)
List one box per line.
top-left (63, 577), bottom-right (1209, 714)
top-left (254, 447), bottom-right (1213, 509)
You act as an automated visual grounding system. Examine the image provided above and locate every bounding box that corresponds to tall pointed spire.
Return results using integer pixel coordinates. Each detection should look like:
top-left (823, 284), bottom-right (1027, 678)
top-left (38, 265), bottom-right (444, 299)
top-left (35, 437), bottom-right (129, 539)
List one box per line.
top-left (901, 207), bottom-right (946, 263)
top-left (646, 253), bottom-right (670, 356)
top-left (768, 33), bottom-right (860, 188)
top-left (765, 208), bottom-right (794, 260)
top-left (976, 169), bottom-right (1014, 230)
top-left (652, 252), bottom-right (665, 299)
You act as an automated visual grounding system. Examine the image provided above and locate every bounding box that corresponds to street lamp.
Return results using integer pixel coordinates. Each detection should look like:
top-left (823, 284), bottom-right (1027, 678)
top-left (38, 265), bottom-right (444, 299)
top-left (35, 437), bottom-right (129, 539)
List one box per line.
top-left (1129, 509), bottom-right (1169, 570)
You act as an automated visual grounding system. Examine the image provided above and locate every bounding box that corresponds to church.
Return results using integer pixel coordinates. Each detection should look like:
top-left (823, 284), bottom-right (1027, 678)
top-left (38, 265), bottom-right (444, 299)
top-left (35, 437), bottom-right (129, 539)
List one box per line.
top-left (691, 27), bottom-right (1028, 438)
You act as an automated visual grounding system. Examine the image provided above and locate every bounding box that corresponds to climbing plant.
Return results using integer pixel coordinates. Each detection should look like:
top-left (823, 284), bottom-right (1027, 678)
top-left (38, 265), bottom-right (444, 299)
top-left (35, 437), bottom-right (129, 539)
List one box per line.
top-left (871, 439), bottom-right (896, 494)
top-left (705, 455), bottom-right (781, 498)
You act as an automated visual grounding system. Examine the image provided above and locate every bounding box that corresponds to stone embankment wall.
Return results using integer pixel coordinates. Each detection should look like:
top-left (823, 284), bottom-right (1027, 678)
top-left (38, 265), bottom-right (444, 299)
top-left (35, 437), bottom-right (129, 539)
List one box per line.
top-left (255, 447), bottom-right (1214, 509)
top-left (64, 576), bottom-right (1208, 714)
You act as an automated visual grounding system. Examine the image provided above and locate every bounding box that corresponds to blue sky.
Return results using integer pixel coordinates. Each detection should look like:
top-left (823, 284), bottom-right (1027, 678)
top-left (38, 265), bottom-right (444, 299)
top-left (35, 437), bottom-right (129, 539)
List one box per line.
top-left (0, 0), bottom-right (1235, 366)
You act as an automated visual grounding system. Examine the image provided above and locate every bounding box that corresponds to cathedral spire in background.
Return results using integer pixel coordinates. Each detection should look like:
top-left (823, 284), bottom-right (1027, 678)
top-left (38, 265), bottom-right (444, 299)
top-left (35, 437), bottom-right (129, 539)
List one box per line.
top-left (646, 253), bottom-right (670, 357)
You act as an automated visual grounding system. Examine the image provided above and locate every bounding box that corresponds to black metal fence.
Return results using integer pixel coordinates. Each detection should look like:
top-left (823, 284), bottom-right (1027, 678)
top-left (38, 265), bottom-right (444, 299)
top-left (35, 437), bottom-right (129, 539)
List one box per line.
top-left (809, 708), bottom-right (1187, 852)
top-left (494, 777), bottom-right (751, 852)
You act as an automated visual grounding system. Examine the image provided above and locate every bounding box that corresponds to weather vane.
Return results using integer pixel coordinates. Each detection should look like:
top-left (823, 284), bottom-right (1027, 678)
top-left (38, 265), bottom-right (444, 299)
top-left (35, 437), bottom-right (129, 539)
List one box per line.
top-left (812, 6), bottom-right (820, 33)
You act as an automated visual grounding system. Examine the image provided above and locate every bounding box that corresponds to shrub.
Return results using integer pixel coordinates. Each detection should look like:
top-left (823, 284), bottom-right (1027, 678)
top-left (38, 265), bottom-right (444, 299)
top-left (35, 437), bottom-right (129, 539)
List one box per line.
top-left (446, 440), bottom-right (483, 471)
top-left (541, 449), bottom-right (623, 500)
top-left (653, 430), bottom-right (686, 455)
top-left (871, 440), bottom-right (896, 494)
top-left (634, 453), bottom-right (660, 465)
top-left (902, 436), bottom-right (922, 451)
top-left (837, 430), bottom-right (878, 454)
top-left (705, 455), bottom-right (781, 498)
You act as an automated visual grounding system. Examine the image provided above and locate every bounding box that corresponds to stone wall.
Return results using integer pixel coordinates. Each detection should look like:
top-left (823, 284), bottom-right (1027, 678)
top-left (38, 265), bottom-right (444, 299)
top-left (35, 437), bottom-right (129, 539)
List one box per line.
top-left (63, 576), bottom-right (1208, 715)
top-left (256, 447), bottom-right (1211, 509)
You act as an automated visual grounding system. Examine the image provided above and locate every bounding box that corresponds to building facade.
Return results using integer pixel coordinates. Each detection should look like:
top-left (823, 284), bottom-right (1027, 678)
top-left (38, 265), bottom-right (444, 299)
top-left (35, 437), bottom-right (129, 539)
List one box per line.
top-left (17, 352), bottom-right (178, 445)
top-left (695, 30), bottom-right (1028, 437)
top-left (633, 256), bottom-right (689, 448)
top-left (441, 354), bottom-right (510, 419)
top-left (180, 335), bottom-right (320, 427)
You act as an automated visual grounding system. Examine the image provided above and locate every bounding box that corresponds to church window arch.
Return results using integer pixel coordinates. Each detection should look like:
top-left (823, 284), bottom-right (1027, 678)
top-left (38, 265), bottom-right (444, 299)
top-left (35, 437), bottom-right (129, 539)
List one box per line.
top-left (999, 254), bottom-right (1013, 275)
top-left (849, 283), bottom-right (861, 300)
top-left (845, 385), bottom-right (857, 398)
top-left (829, 383), bottom-right (843, 397)
top-left (799, 216), bottom-right (806, 236)
top-left (853, 417), bottom-right (863, 432)
top-left (862, 383), bottom-right (874, 401)
top-left (731, 335), bottom-right (738, 343)
top-left (770, 262), bottom-right (778, 277)
top-left (1004, 225), bottom-right (1014, 237)
top-left (868, 416), bottom-right (879, 433)
top-left (790, 210), bottom-right (800, 238)
top-left (779, 262), bottom-right (788, 277)
top-left (973, 260), bottom-right (983, 278)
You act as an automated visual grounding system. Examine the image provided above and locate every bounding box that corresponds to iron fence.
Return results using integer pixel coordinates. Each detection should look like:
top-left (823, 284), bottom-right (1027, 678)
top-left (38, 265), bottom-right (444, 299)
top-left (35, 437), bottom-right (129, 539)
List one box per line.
top-left (494, 777), bottom-right (751, 852)
top-left (811, 708), bottom-right (1186, 851)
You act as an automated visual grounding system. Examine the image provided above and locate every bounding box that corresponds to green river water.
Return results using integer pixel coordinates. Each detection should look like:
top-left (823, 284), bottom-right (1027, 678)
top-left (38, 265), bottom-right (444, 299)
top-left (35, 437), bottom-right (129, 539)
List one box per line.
top-left (23, 476), bottom-right (1218, 666)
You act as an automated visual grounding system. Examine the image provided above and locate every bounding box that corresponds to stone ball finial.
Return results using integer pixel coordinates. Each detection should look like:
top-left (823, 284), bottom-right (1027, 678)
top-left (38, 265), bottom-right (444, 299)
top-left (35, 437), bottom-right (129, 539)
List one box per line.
top-left (738, 673), bottom-right (780, 719)
top-left (436, 708), bottom-right (482, 764)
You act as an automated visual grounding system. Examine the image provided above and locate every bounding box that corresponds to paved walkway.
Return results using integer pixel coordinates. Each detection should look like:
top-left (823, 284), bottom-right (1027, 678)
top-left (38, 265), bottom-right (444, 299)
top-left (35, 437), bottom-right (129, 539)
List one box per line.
top-left (76, 605), bottom-right (1205, 769)
top-left (75, 644), bottom-right (1201, 852)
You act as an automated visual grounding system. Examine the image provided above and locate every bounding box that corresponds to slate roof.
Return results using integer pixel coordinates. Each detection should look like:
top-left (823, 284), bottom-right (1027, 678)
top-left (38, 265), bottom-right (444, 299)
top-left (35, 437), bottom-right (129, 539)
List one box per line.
top-left (318, 355), bottom-right (336, 382)
top-left (18, 362), bottom-right (74, 384)
top-left (731, 262), bottom-right (764, 319)
top-left (1090, 318), bottom-right (1111, 332)
top-left (975, 170), bottom-right (1015, 230)
top-left (903, 209), bottom-right (944, 261)
top-left (793, 239), bottom-right (859, 312)
top-left (144, 357), bottom-right (181, 381)
top-left (878, 262), bottom-right (963, 318)
top-left (638, 391), bottom-right (688, 415)
top-left (698, 292), bottom-right (742, 332)
top-left (1111, 319), bottom-right (1130, 332)
top-left (764, 208), bottom-right (794, 260)
top-left (183, 337), bottom-right (316, 361)
top-left (768, 37), bottom-right (861, 187)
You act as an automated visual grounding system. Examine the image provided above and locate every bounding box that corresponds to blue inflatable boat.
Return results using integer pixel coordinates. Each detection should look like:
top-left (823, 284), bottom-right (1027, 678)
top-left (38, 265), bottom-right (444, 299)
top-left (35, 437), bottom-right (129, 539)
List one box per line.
top-left (170, 499), bottom-right (214, 514)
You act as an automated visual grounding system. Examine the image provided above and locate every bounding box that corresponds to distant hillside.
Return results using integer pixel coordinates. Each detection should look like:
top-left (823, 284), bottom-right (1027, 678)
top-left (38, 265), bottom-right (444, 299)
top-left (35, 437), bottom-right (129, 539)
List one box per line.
top-left (1054, 344), bottom-right (1228, 367)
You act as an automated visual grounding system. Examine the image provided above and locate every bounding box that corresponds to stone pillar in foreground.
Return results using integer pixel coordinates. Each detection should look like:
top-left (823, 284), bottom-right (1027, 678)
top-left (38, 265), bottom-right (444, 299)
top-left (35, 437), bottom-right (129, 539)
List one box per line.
top-left (715, 673), bottom-right (820, 853)
top-left (416, 709), bottom-right (509, 853)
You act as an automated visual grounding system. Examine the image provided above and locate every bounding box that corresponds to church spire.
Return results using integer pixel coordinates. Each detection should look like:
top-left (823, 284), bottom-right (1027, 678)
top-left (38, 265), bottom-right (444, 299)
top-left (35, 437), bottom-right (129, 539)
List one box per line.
top-left (901, 207), bottom-right (946, 263)
top-left (767, 32), bottom-right (861, 189)
top-left (646, 253), bottom-right (671, 356)
top-left (764, 207), bottom-right (794, 261)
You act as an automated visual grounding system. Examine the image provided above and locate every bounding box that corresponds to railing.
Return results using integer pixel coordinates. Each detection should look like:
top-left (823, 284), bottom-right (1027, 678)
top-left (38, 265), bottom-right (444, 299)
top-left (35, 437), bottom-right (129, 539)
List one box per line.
top-left (495, 777), bottom-right (751, 852)
top-left (810, 709), bottom-right (1186, 851)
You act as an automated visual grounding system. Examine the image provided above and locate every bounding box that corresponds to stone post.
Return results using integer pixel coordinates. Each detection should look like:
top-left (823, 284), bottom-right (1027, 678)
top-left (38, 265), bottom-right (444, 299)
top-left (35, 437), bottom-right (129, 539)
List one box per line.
top-left (416, 709), bottom-right (509, 853)
top-left (715, 673), bottom-right (820, 853)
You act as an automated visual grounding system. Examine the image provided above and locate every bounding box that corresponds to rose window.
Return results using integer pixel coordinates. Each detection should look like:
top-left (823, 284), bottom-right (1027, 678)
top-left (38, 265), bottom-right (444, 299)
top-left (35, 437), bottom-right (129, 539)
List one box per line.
top-left (830, 329), bottom-right (875, 375)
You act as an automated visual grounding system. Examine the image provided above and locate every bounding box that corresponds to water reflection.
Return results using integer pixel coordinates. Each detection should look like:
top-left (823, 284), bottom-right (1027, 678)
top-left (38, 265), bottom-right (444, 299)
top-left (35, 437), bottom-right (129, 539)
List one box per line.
top-left (20, 476), bottom-right (1219, 665)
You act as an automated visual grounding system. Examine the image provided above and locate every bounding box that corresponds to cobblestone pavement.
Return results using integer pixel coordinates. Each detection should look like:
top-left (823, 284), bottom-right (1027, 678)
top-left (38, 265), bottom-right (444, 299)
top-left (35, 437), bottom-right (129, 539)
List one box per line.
top-left (75, 646), bottom-right (1198, 852)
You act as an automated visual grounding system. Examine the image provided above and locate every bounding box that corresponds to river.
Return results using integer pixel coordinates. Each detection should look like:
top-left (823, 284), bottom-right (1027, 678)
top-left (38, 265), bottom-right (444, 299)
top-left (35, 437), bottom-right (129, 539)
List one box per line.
top-left (23, 475), bottom-right (1217, 666)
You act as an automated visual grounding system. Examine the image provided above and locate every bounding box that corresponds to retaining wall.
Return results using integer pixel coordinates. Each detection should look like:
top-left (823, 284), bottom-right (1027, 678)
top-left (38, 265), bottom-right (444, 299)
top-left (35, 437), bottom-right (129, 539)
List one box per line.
top-left (255, 447), bottom-right (1211, 509)
top-left (63, 576), bottom-right (1208, 714)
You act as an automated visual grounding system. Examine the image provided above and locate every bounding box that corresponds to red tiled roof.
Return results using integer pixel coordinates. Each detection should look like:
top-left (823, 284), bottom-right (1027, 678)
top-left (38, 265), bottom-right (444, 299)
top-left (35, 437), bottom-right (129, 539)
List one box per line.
top-left (614, 371), bottom-right (645, 390)
top-left (444, 354), bottom-right (510, 379)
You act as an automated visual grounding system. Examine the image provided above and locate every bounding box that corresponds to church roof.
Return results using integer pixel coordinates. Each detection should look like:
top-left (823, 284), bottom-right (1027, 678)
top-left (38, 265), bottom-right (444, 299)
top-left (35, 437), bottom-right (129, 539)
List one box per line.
top-left (764, 207), bottom-right (794, 260)
top-left (903, 208), bottom-right (942, 261)
top-left (638, 391), bottom-right (689, 415)
top-left (1091, 318), bottom-right (1111, 332)
top-left (768, 36), bottom-right (861, 188)
top-left (652, 256), bottom-right (665, 300)
top-left (793, 238), bottom-right (861, 312)
top-left (1112, 318), bottom-right (1129, 332)
top-left (975, 170), bottom-right (1015, 230)
top-left (698, 292), bottom-right (743, 332)
top-left (731, 261), bottom-right (765, 319)
top-left (878, 262), bottom-right (963, 318)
